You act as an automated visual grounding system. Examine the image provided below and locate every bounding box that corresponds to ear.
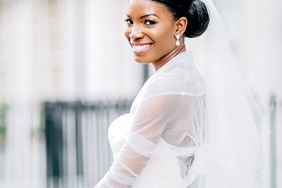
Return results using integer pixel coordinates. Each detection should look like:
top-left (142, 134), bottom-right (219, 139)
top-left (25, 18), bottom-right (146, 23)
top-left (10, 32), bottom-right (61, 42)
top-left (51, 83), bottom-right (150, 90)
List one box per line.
top-left (174, 17), bottom-right (188, 37)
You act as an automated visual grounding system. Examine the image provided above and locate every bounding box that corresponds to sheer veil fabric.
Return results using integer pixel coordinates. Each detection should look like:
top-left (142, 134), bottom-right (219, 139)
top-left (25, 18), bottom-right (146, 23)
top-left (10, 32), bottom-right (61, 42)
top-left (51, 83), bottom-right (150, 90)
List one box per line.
top-left (94, 0), bottom-right (269, 188)
top-left (185, 0), bottom-right (269, 187)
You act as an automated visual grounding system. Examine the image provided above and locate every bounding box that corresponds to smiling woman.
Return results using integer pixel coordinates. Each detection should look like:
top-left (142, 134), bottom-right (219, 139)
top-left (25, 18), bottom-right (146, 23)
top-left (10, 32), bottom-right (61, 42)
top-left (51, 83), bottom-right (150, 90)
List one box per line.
top-left (123, 0), bottom-right (208, 70)
top-left (123, 0), bottom-right (184, 68)
top-left (93, 0), bottom-right (266, 188)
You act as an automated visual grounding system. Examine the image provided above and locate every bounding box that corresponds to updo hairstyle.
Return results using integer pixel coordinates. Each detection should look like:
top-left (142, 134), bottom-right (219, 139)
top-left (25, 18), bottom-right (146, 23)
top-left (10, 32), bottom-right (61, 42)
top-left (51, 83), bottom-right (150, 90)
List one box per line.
top-left (152, 0), bottom-right (210, 38)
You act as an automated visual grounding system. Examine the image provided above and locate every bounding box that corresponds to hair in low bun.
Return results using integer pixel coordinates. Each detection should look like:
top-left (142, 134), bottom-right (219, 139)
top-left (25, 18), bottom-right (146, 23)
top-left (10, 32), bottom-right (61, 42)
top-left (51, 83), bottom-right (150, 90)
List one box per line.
top-left (185, 0), bottom-right (210, 38)
top-left (152, 0), bottom-right (210, 38)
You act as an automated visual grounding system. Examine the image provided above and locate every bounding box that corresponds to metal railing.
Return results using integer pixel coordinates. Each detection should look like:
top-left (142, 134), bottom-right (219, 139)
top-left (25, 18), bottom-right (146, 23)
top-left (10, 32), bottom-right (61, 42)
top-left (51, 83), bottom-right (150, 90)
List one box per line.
top-left (0, 100), bottom-right (132, 188)
top-left (43, 100), bottom-right (132, 188)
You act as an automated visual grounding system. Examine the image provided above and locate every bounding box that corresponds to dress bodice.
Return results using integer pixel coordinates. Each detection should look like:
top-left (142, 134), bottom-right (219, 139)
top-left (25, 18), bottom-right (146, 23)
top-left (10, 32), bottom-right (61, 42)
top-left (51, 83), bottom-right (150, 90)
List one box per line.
top-left (108, 113), bottom-right (198, 159)
top-left (95, 52), bottom-right (206, 188)
top-left (108, 113), bottom-right (132, 159)
top-left (108, 113), bottom-right (187, 188)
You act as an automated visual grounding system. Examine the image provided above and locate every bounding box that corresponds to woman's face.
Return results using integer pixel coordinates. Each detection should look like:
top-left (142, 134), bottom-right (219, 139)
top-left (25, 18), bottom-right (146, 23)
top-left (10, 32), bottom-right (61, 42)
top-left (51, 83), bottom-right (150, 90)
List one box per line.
top-left (124, 0), bottom-right (178, 64)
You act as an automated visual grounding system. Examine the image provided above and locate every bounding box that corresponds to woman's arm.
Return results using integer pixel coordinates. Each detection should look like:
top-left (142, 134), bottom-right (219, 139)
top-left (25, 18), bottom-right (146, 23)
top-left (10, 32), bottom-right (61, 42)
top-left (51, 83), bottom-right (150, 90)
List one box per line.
top-left (94, 95), bottom-right (181, 188)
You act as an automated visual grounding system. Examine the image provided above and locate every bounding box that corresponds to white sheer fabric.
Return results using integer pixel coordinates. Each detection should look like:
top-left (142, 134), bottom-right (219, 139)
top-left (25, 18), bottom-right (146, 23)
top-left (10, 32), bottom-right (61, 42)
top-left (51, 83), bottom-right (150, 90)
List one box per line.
top-left (94, 52), bottom-right (206, 188)
top-left (184, 0), bottom-right (269, 187)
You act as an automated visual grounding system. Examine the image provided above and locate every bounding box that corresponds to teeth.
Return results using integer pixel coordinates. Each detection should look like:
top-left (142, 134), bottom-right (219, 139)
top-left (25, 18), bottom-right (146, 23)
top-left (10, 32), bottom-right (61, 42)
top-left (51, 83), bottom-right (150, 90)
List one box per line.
top-left (132, 44), bottom-right (151, 50)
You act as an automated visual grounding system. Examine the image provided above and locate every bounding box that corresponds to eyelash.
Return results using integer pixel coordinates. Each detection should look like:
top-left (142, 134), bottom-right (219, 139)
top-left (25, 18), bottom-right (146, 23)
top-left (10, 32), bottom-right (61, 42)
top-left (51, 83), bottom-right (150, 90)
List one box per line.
top-left (124, 18), bottom-right (133, 25)
top-left (124, 19), bottom-right (157, 26)
top-left (144, 19), bottom-right (156, 26)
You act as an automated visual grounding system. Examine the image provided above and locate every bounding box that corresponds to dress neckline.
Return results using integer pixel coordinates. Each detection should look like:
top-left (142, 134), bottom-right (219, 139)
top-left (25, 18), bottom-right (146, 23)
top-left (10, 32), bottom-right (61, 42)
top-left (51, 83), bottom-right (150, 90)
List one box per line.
top-left (156, 50), bottom-right (192, 73)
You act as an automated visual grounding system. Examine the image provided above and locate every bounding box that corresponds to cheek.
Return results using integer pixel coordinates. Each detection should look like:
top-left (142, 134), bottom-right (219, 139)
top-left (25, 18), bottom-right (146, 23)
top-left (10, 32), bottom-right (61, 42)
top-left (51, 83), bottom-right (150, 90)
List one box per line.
top-left (153, 30), bottom-right (175, 49)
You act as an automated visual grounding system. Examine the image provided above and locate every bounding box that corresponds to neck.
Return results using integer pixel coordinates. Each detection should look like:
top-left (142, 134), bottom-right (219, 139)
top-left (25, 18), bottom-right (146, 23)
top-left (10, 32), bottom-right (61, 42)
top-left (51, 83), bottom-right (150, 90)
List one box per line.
top-left (152, 44), bottom-right (186, 71)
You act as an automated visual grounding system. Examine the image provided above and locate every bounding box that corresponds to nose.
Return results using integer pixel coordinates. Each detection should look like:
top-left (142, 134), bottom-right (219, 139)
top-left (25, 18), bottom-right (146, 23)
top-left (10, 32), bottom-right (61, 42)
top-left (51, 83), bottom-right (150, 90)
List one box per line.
top-left (129, 25), bottom-right (143, 41)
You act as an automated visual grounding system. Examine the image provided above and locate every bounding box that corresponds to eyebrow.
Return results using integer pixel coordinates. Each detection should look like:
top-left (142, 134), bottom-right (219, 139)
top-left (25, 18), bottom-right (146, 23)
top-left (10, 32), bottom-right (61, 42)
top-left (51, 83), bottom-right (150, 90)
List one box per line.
top-left (126, 13), bottom-right (160, 19)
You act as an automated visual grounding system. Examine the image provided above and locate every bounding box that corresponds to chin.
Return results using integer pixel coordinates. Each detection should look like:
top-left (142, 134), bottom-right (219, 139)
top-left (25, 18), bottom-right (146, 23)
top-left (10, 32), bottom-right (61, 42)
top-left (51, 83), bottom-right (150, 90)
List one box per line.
top-left (134, 56), bottom-right (152, 64)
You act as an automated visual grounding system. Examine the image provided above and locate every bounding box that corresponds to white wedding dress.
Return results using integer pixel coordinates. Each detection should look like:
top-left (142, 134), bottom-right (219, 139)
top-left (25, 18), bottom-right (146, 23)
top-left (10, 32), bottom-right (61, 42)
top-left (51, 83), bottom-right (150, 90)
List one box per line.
top-left (95, 52), bottom-right (206, 188)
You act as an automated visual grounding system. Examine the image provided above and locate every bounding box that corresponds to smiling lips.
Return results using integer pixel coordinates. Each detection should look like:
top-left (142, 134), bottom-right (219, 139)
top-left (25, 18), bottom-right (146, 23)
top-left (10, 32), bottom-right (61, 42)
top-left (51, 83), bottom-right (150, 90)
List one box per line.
top-left (131, 42), bottom-right (153, 54)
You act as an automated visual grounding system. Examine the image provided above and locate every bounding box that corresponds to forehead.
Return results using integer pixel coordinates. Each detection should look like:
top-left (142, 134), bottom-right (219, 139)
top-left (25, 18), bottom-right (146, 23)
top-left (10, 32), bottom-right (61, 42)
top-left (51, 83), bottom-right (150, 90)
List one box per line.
top-left (127, 0), bottom-right (173, 19)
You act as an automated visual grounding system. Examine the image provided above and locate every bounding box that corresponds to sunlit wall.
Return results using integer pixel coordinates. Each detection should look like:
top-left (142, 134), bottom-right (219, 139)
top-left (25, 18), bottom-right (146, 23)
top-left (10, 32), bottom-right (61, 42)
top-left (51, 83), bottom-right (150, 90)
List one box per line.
top-left (0, 0), bottom-right (142, 103)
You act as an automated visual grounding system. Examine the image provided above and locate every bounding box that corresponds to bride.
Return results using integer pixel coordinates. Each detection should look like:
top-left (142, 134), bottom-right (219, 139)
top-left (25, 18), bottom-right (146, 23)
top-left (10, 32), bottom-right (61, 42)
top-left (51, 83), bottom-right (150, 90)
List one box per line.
top-left (94, 0), bottom-right (267, 187)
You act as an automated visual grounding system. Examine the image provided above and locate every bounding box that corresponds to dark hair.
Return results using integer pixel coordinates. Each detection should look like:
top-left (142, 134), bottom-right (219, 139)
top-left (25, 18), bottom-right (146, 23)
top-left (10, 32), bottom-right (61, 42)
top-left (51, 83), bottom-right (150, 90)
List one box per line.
top-left (152, 0), bottom-right (210, 38)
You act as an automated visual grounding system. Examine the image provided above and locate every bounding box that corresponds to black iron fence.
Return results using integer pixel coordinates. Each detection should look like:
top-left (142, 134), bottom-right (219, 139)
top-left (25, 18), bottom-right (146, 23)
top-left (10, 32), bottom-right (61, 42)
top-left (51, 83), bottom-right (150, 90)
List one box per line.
top-left (43, 100), bottom-right (132, 188)
top-left (0, 100), bottom-right (132, 188)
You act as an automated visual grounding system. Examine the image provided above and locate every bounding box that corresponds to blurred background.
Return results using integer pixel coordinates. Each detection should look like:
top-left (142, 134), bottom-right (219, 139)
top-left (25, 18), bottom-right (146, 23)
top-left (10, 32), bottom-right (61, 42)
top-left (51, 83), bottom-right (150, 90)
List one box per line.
top-left (0, 0), bottom-right (281, 187)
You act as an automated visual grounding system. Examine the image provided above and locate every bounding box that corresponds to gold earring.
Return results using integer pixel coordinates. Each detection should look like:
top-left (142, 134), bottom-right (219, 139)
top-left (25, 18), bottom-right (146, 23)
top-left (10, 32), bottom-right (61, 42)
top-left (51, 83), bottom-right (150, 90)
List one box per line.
top-left (176, 35), bottom-right (180, 46)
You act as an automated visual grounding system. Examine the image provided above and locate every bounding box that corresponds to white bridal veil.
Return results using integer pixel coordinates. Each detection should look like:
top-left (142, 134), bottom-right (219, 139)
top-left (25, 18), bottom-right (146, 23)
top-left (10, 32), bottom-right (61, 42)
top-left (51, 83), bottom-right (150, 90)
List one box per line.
top-left (185, 0), bottom-right (270, 187)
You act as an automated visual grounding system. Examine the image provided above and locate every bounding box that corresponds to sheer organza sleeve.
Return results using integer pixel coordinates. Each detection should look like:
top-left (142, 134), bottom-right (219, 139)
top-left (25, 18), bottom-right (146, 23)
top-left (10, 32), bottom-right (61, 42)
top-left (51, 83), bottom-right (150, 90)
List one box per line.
top-left (94, 94), bottom-right (193, 188)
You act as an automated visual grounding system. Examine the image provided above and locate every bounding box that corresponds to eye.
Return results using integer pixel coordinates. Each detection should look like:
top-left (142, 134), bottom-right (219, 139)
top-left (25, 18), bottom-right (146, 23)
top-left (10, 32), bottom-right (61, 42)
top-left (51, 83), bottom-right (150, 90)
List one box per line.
top-left (124, 18), bottom-right (133, 26)
top-left (144, 19), bottom-right (156, 26)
